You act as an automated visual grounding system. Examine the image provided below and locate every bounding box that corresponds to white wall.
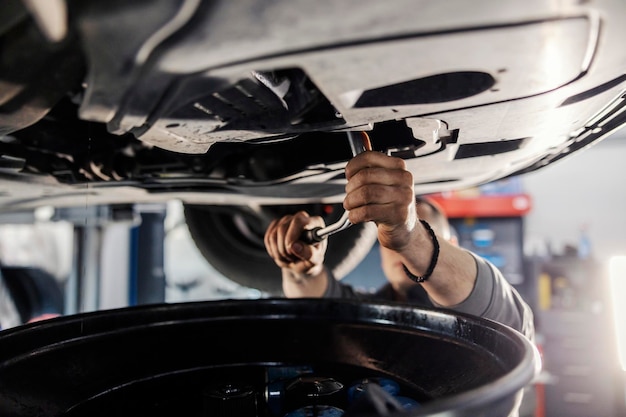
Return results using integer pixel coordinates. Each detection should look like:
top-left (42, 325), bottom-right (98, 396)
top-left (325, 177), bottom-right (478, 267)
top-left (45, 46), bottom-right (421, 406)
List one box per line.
top-left (522, 128), bottom-right (626, 265)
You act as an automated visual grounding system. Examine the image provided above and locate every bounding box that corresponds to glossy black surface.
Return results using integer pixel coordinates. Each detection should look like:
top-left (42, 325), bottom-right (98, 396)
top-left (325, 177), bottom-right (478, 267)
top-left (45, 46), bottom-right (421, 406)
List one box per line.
top-left (0, 298), bottom-right (539, 416)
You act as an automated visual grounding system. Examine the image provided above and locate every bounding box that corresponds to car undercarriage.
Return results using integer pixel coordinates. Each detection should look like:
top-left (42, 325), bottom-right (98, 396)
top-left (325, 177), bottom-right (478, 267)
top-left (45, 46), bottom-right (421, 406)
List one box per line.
top-left (1, 0), bottom-right (625, 211)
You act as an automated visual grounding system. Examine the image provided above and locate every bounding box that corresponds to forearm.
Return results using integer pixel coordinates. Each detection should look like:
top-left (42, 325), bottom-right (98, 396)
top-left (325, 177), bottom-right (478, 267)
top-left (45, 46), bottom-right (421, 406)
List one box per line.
top-left (281, 267), bottom-right (329, 298)
top-left (400, 221), bottom-right (477, 307)
top-left (400, 224), bottom-right (534, 339)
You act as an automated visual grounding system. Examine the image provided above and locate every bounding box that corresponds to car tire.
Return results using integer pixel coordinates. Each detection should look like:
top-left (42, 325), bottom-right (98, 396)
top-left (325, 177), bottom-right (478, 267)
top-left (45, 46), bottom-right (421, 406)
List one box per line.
top-left (183, 204), bottom-right (378, 295)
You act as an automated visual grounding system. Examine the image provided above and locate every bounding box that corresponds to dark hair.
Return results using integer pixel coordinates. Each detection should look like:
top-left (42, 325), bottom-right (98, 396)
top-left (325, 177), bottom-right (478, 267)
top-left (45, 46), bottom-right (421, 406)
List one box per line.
top-left (415, 196), bottom-right (453, 240)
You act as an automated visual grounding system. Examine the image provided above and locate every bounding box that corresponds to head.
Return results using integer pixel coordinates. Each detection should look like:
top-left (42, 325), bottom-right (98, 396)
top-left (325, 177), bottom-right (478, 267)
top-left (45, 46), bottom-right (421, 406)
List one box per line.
top-left (379, 196), bottom-right (456, 294)
top-left (413, 197), bottom-right (452, 242)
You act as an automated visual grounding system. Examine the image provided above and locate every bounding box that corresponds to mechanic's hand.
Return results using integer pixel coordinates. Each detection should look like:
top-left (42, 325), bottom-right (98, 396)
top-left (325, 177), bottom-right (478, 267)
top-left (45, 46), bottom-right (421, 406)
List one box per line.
top-left (264, 211), bottom-right (328, 277)
top-left (344, 151), bottom-right (417, 252)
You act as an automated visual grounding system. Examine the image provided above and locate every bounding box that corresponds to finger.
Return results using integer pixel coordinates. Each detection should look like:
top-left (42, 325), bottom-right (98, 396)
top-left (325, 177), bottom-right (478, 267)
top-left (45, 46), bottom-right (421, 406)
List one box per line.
top-left (275, 215), bottom-right (300, 263)
top-left (265, 215), bottom-right (297, 265)
top-left (283, 211), bottom-right (310, 251)
top-left (289, 258), bottom-right (318, 274)
top-left (345, 152), bottom-right (407, 180)
top-left (285, 211), bottom-right (325, 255)
top-left (264, 219), bottom-right (285, 262)
top-left (264, 218), bottom-right (280, 255)
top-left (265, 229), bottom-right (291, 269)
top-left (345, 167), bottom-right (413, 196)
top-left (344, 183), bottom-right (414, 212)
top-left (264, 218), bottom-right (276, 256)
top-left (347, 199), bottom-right (412, 225)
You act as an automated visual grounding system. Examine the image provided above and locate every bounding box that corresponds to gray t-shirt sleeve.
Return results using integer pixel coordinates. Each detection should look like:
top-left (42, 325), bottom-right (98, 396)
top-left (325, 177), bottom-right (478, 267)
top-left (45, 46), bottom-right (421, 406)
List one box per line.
top-left (432, 252), bottom-right (535, 340)
top-left (322, 268), bottom-right (364, 299)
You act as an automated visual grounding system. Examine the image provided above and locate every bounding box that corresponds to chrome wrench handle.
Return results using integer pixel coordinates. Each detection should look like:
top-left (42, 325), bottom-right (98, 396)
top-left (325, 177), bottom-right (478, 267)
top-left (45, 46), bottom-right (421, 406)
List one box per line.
top-left (302, 210), bottom-right (351, 243)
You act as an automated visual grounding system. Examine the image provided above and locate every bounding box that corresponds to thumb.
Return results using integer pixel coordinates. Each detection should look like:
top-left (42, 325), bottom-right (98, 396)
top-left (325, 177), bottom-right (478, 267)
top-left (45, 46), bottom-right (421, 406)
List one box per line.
top-left (290, 241), bottom-right (316, 263)
top-left (290, 241), bottom-right (305, 259)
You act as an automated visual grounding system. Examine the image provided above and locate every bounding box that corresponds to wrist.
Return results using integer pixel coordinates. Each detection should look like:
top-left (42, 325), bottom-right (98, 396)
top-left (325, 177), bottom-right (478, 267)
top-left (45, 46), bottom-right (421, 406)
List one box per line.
top-left (401, 220), bottom-right (440, 283)
top-left (284, 264), bottom-right (325, 283)
top-left (282, 266), bottom-right (329, 298)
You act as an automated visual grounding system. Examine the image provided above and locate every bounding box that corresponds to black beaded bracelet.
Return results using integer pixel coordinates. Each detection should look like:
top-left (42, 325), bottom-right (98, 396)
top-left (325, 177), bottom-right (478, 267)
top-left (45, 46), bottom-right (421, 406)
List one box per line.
top-left (402, 219), bottom-right (440, 283)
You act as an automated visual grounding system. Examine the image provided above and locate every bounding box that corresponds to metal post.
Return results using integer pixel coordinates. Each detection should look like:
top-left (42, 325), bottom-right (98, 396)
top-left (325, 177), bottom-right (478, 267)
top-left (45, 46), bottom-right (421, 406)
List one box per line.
top-left (57, 206), bottom-right (107, 314)
top-left (133, 204), bottom-right (167, 305)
